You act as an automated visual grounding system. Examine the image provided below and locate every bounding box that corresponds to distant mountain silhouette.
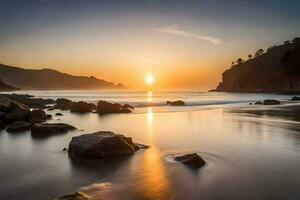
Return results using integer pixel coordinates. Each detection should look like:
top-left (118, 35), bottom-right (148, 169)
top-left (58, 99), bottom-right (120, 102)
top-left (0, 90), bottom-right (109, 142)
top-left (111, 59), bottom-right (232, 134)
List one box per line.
top-left (0, 79), bottom-right (18, 91)
top-left (215, 37), bottom-right (300, 93)
top-left (0, 64), bottom-right (124, 90)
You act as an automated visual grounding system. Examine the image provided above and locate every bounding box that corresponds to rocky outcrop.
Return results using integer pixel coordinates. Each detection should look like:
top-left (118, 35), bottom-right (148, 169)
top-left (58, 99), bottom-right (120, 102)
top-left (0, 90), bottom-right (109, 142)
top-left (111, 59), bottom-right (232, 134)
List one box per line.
top-left (174, 153), bottom-right (206, 168)
top-left (55, 192), bottom-right (90, 200)
top-left (68, 131), bottom-right (145, 159)
top-left (28, 109), bottom-right (47, 123)
top-left (96, 101), bottom-right (132, 114)
top-left (0, 93), bottom-right (54, 108)
top-left (70, 101), bottom-right (96, 113)
top-left (54, 98), bottom-right (73, 110)
top-left (5, 101), bottom-right (30, 123)
top-left (215, 38), bottom-right (300, 93)
top-left (167, 100), bottom-right (185, 106)
top-left (31, 123), bottom-right (76, 136)
top-left (7, 121), bottom-right (32, 132)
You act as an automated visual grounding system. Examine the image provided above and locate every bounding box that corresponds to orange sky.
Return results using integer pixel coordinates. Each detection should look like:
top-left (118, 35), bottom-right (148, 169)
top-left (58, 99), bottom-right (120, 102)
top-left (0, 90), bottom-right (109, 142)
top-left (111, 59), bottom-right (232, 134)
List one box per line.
top-left (1, 1), bottom-right (299, 90)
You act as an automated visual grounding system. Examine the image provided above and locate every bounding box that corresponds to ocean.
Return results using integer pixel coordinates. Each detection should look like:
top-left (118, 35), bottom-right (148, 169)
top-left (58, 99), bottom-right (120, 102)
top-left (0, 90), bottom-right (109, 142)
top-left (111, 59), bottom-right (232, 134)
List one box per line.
top-left (1, 91), bottom-right (300, 200)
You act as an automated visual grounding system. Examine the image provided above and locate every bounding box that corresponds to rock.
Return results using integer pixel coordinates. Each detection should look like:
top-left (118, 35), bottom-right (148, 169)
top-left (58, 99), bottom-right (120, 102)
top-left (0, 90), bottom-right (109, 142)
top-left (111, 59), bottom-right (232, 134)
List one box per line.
top-left (174, 153), bottom-right (206, 168)
top-left (254, 101), bottom-right (262, 105)
top-left (55, 192), bottom-right (90, 200)
top-left (96, 101), bottom-right (132, 114)
top-left (88, 103), bottom-right (97, 110)
top-left (0, 94), bottom-right (54, 109)
top-left (47, 107), bottom-right (54, 111)
top-left (0, 102), bottom-right (9, 112)
top-left (70, 101), bottom-right (95, 113)
top-left (0, 121), bottom-right (6, 129)
top-left (28, 109), bottom-right (47, 123)
top-left (291, 96), bottom-right (300, 101)
top-left (135, 143), bottom-right (150, 150)
top-left (123, 104), bottom-right (135, 109)
top-left (0, 111), bottom-right (6, 120)
top-left (55, 98), bottom-right (73, 110)
top-left (5, 101), bottom-right (30, 123)
top-left (31, 123), bottom-right (76, 136)
top-left (7, 121), bottom-right (32, 132)
top-left (55, 113), bottom-right (63, 116)
top-left (68, 131), bottom-right (142, 159)
top-left (62, 147), bottom-right (67, 151)
top-left (263, 99), bottom-right (281, 105)
top-left (166, 100), bottom-right (185, 106)
top-left (47, 114), bottom-right (52, 119)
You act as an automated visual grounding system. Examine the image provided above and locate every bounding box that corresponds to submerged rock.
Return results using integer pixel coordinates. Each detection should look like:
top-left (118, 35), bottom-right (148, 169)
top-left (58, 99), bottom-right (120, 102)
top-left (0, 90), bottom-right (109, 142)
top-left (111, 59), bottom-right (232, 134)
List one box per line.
top-left (174, 153), bottom-right (206, 168)
top-left (96, 101), bottom-right (132, 114)
top-left (263, 99), bottom-right (281, 105)
top-left (70, 101), bottom-right (96, 113)
top-left (5, 101), bottom-right (30, 123)
top-left (7, 121), bottom-right (32, 132)
top-left (55, 113), bottom-right (63, 116)
top-left (68, 131), bottom-right (144, 159)
top-left (166, 100), bottom-right (185, 106)
top-left (254, 101), bottom-right (263, 105)
top-left (55, 192), bottom-right (90, 200)
top-left (31, 123), bottom-right (76, 136)
top-left (28, 109), bottom-right (47, 123)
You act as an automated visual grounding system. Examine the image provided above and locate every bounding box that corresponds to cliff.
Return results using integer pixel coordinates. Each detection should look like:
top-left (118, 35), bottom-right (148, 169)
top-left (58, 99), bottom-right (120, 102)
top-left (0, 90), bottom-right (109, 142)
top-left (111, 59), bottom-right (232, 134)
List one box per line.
top-left (0, 64), bottom-right (124, 90)
top-left (215, 38), bottom-right (300, 93)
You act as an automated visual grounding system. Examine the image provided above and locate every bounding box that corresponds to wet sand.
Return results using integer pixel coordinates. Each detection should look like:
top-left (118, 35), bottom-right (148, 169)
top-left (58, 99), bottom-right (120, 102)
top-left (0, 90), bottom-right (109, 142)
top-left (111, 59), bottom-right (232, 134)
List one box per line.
top-left (1, 103), bottom-right (300, 199)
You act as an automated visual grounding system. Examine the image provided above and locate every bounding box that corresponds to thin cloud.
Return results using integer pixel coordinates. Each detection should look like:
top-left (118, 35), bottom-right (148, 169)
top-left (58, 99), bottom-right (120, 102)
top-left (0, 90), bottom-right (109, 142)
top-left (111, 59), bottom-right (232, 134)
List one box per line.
top-left (156, 24), bottom-right (222, 45)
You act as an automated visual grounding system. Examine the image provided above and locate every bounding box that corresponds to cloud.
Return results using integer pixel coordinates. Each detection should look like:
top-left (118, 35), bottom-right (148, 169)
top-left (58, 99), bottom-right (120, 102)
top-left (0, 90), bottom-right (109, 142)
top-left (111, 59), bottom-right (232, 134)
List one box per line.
top-left (156, 24), bottom-right (221, 45)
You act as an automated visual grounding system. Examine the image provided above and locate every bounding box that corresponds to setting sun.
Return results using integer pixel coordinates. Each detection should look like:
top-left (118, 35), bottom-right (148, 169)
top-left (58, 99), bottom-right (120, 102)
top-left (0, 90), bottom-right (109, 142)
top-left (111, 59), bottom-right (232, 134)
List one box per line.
top-left (145, 74), bottom-right (155, 86)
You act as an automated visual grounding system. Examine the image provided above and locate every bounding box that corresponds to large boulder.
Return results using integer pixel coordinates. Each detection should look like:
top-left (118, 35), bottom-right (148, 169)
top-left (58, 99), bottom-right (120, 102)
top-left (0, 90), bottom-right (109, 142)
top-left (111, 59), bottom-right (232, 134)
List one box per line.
top-left (7, 121), bottom-right (32, 132)
top-left (55, 98), bottom-right (73, 110)
top-left (166, 100), bottom-right (185, 106)
top-left (174, 153), bottom-right (206, 168)
top-left (96, 101), bottom-right (132, 114)
top-left (28, 109), bottom-right (47, 123)
top-left (70, 101), bottom-right (96, 113)
top-left (55, 192), bottom-right (90, 200)
top-left (31, 123), bottom-right (76, 136)
top-left (68, 131), bottom-right (141, 159)
top-left (5, 101), bottom-right (30, 123)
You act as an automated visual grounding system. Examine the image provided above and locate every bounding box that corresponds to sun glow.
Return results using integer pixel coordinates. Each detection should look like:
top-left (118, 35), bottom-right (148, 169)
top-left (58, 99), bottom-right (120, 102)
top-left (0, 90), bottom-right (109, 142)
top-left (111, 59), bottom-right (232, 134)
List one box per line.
top-left (145, 74), bottom-right (155, 86)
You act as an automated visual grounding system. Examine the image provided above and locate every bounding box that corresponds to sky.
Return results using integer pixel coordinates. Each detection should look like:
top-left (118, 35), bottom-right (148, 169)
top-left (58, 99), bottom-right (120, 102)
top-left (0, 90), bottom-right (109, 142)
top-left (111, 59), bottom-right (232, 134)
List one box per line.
top-left (0, 0), bottom-right (300, 90)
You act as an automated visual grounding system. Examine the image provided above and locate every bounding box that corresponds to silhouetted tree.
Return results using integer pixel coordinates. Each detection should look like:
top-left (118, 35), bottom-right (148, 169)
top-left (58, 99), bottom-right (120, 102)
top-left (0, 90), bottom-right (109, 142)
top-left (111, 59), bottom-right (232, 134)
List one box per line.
top-left (248, 54), bottom-right (253, 60)
top-left (236, 58), bottom-right (244, 65)
top-left (254, 49), bottom-right (264, 57)
top-left (231, 61), bottom-right (235, 66)
top-left (292, 37), bottom-right (300, 45)
top-left (284, 40), bottom-right (290, 45)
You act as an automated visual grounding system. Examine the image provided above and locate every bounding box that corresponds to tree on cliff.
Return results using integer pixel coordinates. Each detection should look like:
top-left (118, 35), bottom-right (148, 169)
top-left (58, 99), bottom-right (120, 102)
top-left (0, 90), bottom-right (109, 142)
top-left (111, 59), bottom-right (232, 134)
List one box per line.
top-left (254, 49), bottom-right (264, 57)
top-left (236, 58), bottom-right (244, 65)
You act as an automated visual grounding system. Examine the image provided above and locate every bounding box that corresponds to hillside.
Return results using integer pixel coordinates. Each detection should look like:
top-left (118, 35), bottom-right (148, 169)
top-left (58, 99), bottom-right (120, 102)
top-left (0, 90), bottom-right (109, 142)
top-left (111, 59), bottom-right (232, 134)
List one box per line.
top-left (0, 64), bottom-right (124, 90)
top-left (0, 79), bottom-right (18, 91)
top-left (215, 37), bottom-right (300, 93)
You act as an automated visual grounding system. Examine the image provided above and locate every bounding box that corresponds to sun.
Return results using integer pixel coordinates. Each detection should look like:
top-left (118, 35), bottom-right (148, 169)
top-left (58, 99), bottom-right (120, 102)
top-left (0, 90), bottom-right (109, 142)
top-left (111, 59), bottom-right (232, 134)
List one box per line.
top-left (145, 74), bottom-right (155, 86)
